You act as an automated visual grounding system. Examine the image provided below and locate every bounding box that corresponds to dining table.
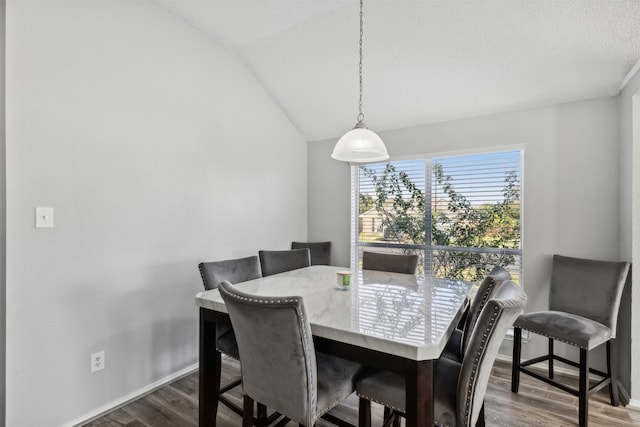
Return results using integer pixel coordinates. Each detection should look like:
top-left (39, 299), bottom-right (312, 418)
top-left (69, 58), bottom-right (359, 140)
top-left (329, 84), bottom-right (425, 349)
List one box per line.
top-left (195, 264), bottom-right (472, 427)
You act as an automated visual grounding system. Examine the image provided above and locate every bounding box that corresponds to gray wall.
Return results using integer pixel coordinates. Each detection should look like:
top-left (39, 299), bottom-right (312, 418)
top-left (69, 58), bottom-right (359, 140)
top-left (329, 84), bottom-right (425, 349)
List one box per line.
top-left (5, 1), bottom-right (307, 425)
top-left (309, 97), bottom-right (624, 380)
top-left (619, 68), bottom-right (640, 404)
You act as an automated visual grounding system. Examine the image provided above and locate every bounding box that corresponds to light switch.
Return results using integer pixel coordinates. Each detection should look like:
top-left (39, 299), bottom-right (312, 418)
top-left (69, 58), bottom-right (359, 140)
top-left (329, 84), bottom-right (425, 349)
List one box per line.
top-left (35, 207), bottom-right (54, 228)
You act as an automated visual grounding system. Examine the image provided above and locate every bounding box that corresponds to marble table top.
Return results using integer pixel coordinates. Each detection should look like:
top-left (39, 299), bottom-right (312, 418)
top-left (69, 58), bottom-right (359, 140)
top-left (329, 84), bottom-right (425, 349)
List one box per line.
top-left (195, 265), bottom-right (472, 360)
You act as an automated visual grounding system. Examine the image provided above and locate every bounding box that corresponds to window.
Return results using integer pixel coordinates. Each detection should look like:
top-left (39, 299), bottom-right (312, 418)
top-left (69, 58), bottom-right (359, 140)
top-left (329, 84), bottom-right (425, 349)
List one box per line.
top-left (351, 149), bottom-right (522, 283)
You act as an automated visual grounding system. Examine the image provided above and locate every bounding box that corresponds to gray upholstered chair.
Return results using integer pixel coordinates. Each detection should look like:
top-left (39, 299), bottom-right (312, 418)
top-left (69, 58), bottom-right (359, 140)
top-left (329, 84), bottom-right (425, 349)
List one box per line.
top-left (199, 255), bottom-right (262, 291)
top-left (197, 256), bottom-right (262, 419)
top-left (361, 251), bottom-right (418, 274)
top-left (442, 265), bottom-right (512, 362)
top-left (511, 254), bottom-right (630, 427)
top-left (259, 248), bottom-right (311, 277)
top-left (292, 241), bottom-right (332, 265)
top-left (357, 280), bottom-right (526, 427)
top-left (218, 281), bottom-right (364, 427)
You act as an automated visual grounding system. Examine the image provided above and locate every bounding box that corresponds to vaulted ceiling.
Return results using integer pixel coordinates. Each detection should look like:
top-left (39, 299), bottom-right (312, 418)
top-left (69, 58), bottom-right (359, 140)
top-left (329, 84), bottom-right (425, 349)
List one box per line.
top-left (154, 0), bottom-right (640, 142)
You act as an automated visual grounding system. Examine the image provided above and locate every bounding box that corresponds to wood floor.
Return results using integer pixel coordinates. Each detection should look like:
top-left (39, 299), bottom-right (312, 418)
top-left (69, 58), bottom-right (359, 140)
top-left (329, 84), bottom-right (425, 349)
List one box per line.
top-left (83, 357), bottom-right (640, 427)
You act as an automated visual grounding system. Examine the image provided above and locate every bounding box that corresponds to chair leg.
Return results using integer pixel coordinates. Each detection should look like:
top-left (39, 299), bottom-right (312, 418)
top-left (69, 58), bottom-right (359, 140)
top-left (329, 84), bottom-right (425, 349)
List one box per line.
top-left (548, 338), bottom-right (554, 380)
top-left (380, 411), bottom-right (396, 427)
top-left (607, 340), bottom-right (620, 406)
top-left (358, 397), bottom-right (371, 427)
top-left (257, 403), bottom-right (267, 427)
top-left (511, 327), bottom-right (521, 393)
top-left (475, 402), bottom-right (486, 427)
top-left (243, 395), bottom-right (254, 427)
top-left (579, 348), bottom-right (589, 427)
top-left (213, 350), bottom-right (223, 420)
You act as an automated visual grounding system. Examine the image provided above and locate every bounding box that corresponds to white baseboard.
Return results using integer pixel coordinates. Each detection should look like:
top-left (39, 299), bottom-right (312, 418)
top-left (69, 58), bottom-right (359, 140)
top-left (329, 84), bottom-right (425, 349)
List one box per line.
top-left (495, 354), bottom-right (632, 406)
top-left (626, 399), bottom-right (640, 410)
top-left (62, 362), bottom-right (199, 427)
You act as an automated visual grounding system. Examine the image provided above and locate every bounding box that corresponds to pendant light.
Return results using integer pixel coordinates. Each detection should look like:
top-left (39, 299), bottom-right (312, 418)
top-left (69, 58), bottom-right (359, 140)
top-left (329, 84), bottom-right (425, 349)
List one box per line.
top-left (332, 0), bottom-right (389, 163)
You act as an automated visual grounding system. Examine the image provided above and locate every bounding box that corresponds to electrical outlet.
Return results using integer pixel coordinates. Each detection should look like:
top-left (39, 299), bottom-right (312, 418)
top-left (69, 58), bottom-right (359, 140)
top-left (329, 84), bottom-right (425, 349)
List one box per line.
top-left (91, 351), bottom-right (105, 373)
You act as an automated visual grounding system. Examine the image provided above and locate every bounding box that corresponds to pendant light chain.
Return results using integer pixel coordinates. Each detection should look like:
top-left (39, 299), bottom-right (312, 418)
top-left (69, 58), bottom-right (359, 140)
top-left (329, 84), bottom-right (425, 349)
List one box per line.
top-left (331, 0), bottom-right (388, 163)
top-left (358, 0), bottom-right (365, 124)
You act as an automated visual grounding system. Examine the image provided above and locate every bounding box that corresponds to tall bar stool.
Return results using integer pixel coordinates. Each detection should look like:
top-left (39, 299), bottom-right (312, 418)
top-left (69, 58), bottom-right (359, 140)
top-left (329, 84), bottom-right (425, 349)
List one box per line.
top-left (511, 254), bottom-right (630, 427)
top-left (362, 251), bottom-right (418, 274)
top-left (259, 248), bottom-right (311, 277)
top-left (219, 281), bottom-right (364, 427)
top-left (198, 256), bottom-right (263, 421)
top-left (442, 265), bottom-right (512, 362)
top-left (291, 241), bottom-right (332, 265)
top-left (357, 280), bottom-right (526, 427)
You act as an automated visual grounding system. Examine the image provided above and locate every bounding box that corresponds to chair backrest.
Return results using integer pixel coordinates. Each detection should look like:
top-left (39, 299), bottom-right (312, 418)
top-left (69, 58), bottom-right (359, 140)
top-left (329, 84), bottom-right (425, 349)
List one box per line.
top-left (291, 241), bottom-right (332, 265)
top-left (219, 281), bottom-right (317, 426)
top-left (259, 248), bottom-right (311, 277)
top-left (457, 280), bottom-right (526, 427)
top-left (198, 255), bottom-right (262, 290)
top-left (362, 251), bottom-right (418, 274)
top-left (460, 265), bottom-right (512, 355)
top-left (549, 254), bottom-right (630, 336)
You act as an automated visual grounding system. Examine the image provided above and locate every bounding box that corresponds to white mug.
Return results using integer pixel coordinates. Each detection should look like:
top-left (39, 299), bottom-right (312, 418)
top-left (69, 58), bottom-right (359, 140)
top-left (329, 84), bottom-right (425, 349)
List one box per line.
top-left (336, 271), bottom-right (352, 289)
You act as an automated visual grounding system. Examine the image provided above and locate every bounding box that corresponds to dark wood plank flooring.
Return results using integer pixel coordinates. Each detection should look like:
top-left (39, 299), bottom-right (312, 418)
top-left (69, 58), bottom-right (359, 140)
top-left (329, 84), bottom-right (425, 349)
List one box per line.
top-left (83, 358), bottom-right (640, 427)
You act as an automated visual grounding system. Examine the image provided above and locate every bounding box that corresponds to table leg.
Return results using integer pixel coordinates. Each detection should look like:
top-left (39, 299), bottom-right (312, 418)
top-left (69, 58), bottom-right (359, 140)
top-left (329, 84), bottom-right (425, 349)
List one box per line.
top-left (404, 359), bottom-right (433, 427)
top-left (200, 308), bottom-right (221, 427)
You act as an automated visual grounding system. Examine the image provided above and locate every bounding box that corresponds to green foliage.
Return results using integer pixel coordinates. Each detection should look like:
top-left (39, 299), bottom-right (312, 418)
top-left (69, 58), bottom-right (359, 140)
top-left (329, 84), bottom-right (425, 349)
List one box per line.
top-left (360, 162), bottom-right (521, 281)
top-left (362, 164), bottom-right (425, 245)
top-left (359, 193), bottom-right (374, 215)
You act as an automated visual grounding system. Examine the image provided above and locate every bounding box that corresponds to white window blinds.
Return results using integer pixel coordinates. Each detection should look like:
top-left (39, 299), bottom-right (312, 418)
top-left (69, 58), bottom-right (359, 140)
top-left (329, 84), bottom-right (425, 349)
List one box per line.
top-left (351, 149), bottom-right (522, 283)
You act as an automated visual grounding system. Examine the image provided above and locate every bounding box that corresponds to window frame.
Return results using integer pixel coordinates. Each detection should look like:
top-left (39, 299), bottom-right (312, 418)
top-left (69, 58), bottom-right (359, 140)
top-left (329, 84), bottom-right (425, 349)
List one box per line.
top-left (350, 147), bottom-right (524, 284)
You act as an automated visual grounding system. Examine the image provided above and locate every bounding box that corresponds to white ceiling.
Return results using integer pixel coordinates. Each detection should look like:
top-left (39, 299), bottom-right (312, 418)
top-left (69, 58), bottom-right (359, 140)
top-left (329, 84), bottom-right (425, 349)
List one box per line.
top-left (153, 0), bottom-right (640, 142)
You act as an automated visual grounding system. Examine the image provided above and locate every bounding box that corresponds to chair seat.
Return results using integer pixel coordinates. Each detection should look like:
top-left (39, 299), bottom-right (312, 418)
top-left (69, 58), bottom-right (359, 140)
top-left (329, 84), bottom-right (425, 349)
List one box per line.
top-left (356, 358), bottom-right (460, 427)
top-left (216, 328), bottom-right (240, 360)
top-left (316, 352), bottom-right (364, 416)
top-left (514, 310), bottom-right (612, 350)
